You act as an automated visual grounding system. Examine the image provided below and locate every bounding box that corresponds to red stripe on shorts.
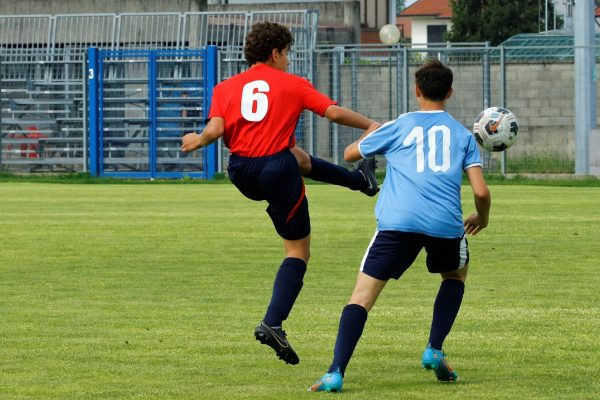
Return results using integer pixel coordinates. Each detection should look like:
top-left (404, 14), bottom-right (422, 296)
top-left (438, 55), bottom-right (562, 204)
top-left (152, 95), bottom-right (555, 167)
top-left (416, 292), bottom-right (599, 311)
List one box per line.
top-left (286, 179), bottom-right (306, 223)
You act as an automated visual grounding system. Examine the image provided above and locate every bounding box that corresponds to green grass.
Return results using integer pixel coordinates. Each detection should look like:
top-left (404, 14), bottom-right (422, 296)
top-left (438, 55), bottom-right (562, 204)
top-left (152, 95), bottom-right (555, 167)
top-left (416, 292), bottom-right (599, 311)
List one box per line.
top-left (2, 170), bottom-right (600, 188)
top-left (0, 183), bottom-right (599, 399)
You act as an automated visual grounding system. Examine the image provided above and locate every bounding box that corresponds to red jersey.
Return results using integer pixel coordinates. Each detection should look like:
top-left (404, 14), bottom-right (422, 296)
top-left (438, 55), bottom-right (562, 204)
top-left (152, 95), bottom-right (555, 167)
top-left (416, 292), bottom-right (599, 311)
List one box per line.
top-left (208, 64), bottom-right (336, 157)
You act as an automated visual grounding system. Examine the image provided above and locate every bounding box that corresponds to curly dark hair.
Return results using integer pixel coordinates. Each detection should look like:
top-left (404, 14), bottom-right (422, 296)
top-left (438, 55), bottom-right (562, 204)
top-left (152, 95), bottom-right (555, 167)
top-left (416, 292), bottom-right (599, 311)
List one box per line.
top-left (244, 21), bottom-right (294, 66)
top-left (414, 60), bottom-right (453, 101)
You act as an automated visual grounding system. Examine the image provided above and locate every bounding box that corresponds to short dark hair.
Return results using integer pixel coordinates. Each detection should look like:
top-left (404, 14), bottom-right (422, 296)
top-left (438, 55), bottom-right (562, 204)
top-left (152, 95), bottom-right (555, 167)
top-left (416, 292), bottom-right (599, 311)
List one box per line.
top-left (244, 22), bottom-right (294, 66)
top-left (414, 60), bottom-right (453, 101)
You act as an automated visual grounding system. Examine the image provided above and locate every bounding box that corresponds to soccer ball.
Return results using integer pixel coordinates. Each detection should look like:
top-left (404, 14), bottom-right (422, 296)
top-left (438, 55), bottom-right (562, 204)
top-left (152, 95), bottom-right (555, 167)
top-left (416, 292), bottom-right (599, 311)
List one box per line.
top-left (472, 107), bottom-right (519, 152)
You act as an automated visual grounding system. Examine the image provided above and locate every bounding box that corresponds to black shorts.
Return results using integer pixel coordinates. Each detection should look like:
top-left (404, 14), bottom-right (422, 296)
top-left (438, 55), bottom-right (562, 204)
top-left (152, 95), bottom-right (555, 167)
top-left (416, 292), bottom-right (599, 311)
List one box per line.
top-left (227, 150), bottom-right (310, 241)
top-left (360, 231), bottom-right (469, 281)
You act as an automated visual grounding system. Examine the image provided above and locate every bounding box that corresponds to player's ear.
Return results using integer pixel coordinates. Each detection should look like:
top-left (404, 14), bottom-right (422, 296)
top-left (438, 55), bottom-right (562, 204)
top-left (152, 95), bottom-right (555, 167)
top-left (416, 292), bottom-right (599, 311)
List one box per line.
top-left (270, 48), bottom-right (279, 62)
top-left (446, 87), bottom-right (453, 100)
top-left (415, 85), bottom-right (421, 98)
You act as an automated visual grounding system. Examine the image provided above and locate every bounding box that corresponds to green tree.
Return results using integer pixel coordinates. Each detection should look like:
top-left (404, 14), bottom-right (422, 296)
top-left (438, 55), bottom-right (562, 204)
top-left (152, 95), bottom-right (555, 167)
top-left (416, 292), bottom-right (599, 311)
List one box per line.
top-left (396, 0), bottom-right (406, 16)
top-left (447, 0), bottom-right (562, 45)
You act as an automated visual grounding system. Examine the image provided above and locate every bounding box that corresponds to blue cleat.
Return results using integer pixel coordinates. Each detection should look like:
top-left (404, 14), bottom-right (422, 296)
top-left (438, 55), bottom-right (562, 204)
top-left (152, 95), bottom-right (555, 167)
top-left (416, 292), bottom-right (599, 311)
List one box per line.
top-left (308, 371), bottom-right (343, 393)
top-left (422, 346), bottom-right (458, 382)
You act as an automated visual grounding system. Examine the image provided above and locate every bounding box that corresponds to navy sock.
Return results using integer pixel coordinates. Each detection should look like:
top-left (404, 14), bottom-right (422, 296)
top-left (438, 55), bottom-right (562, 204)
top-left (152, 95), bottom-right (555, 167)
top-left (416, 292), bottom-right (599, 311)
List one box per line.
top-left (327, 304), bottom-right (368, 376)
top-left (428, 279), bottom-right (465, 350)
top-left (306, 156), bottom-right (365, 191)
top-left (263, 258), bottom-right (307, 327)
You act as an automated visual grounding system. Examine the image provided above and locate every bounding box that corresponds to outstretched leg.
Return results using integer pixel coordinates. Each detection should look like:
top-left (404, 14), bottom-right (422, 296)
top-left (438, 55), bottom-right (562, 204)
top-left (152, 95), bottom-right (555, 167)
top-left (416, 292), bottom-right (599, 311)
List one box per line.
top-left (290, 146), bottom-right (378, 196)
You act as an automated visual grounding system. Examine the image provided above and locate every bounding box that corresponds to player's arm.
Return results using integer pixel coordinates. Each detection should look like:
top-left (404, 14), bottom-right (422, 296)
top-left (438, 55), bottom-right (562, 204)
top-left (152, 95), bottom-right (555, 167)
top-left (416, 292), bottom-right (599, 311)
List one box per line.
top-left (324, 105), bottom-right (377, 130)
top-left (463, 166), bottom-right (491, 235)
top-left (181, 117), bottom-right (224, 152)
top-left (343, 122), bottom-right (382, 162)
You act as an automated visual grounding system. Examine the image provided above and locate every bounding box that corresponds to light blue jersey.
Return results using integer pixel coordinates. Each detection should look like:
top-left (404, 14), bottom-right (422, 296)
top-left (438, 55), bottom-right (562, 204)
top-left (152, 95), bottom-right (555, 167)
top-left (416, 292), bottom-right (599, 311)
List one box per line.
top-left (358, 110), bottom-right (482, 238)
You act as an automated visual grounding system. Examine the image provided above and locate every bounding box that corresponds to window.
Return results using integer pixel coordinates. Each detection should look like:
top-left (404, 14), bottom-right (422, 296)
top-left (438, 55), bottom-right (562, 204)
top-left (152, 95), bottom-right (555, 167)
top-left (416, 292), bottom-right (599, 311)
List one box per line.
top-left (427, 25), bottom-right (447, 44)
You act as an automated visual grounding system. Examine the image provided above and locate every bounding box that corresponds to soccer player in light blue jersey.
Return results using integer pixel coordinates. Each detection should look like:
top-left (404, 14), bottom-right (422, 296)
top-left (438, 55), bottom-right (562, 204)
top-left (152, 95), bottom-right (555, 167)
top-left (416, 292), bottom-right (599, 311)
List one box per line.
top-left (309, 60), bottom-right (491, 392)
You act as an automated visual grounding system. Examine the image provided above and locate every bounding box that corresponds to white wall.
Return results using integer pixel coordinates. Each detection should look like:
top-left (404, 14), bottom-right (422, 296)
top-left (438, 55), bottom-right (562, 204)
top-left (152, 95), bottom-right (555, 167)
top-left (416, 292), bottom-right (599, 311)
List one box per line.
top-left (410, 17), bottom-right (451, 47)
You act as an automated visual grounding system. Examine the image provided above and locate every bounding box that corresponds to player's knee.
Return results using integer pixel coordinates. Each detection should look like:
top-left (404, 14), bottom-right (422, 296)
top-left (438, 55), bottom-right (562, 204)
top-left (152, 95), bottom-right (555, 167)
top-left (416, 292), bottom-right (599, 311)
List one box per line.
top-left (285, 246), bottom-right (310, 263)
top-left (297, 156), bottom-right (311, 175)
top-left (441, 266), bottom-right (468, 282)
top-left (290, 147), bottom-right (311, 175)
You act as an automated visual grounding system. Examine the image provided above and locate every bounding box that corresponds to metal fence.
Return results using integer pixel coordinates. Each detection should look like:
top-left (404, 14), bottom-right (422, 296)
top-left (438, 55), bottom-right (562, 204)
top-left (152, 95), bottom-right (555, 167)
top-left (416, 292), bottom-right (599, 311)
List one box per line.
top-left (0, 11), bottom-right (318, 52)
top-left (0, 10), bottom-right (317, 173)
top-left (303, 44), bottom-right (600, 174)
top-left (1, 11), bottom-right (599, 176)
top-left (87, 47), bottom-right (219, 179)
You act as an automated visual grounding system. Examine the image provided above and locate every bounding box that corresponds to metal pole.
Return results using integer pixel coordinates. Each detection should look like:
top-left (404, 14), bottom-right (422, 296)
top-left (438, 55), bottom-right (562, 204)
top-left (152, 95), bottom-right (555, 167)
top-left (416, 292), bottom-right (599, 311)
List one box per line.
top-left (396, 44), bottom-right (402, 117)
top-left (0, 54), bottom-right (3, 171)
top-left (574, 0), bottom-right (595, 174)
top-left (388, 51), bottom-right (393, 121)
top-left (82, 55), bottom-right (88, 173)
top-left (332, 47), bottom-right (342, 165)
top-left (402, 47), bottom-right (409, 114)
top-left (204, 46), bottom-right (218, 179)
top-left (482, 41), bottom-right (492, 173)
top-left (545, 0), bottom-right (549, 33)
top-left (483, 42), bottom-right (491, 110)
top-left (309, 49), bottom-right (316, 155)
top-left (149, 51), bottom-right (158, 177)
top-left (351, 51), bottom-right (357, 114)
top-left (87, 47), bottom-right (99, 176)
top-left (500, 46), bottom-right (507, 175)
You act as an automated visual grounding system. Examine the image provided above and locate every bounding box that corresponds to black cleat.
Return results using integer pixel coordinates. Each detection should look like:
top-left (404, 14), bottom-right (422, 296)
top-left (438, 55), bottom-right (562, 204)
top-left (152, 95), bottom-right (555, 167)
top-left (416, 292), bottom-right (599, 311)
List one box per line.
top-left (356, 157), bottom-right (379, 197)
top-left (254, 321), bottom-right (300, 365)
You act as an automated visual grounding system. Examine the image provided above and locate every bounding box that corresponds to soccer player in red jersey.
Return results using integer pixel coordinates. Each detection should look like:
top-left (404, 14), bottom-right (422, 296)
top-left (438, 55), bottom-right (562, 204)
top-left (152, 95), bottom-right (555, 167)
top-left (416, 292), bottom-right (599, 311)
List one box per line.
top-left (181, 21), bottom-right (379, 365)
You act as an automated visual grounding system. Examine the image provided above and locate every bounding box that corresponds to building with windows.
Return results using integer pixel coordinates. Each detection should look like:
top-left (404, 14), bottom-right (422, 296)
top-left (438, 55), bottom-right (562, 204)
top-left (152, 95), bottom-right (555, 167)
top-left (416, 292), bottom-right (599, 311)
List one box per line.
top-left (398, 0), bottom-right (451, 46)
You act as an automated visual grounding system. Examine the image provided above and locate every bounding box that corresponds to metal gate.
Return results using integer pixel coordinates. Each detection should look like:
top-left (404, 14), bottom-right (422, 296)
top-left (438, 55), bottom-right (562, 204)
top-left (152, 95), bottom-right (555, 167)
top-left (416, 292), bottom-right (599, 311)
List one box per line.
top-left (87, 46), bottom-right (218, 178)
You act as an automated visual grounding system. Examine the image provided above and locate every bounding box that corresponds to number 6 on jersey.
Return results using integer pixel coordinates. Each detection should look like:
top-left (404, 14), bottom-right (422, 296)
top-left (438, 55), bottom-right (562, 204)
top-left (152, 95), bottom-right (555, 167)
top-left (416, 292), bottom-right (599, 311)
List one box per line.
top-left (241, 80), bottom-right (270, 122)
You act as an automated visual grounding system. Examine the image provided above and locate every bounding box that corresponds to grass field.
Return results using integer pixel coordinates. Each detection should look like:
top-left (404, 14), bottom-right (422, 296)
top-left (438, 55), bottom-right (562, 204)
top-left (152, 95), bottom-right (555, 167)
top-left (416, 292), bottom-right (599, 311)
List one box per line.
top-left (1, 182), bottom-right (599, 399)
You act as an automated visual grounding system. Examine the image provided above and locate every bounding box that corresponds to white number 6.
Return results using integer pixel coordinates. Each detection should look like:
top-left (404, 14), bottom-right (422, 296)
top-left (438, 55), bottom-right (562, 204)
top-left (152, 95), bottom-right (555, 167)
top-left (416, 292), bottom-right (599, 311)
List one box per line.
top-left (241, 80), bottom-right (269, 122)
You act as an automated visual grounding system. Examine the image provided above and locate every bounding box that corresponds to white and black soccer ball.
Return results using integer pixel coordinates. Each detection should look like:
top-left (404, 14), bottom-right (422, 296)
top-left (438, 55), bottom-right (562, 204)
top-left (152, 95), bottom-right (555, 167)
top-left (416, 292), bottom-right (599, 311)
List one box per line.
top-left (472, 107), bottom-right (519, 152)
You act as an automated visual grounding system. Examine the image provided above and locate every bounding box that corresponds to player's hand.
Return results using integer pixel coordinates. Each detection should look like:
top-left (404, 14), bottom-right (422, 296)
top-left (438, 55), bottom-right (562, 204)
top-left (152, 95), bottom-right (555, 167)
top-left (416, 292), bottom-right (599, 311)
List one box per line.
top-left (181, 133), bottom-right (202, 153)
top-left (464, 213), bottom-right (488, 235)
top-left (365, 122), bottom-right (382, 135)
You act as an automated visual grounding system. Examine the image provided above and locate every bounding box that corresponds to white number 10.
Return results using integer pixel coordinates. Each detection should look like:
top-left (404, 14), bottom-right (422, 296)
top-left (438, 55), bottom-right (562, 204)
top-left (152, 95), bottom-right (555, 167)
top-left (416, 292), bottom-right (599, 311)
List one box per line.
top-left (241, 80), bottom-right (270, 122)
top-left (403, 125), bottom-right (451, 172)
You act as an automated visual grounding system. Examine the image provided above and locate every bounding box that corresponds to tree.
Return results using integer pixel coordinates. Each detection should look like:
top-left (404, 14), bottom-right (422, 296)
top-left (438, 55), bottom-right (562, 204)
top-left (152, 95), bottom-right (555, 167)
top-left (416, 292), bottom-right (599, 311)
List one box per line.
top-left (396, 0), bottom-right (406, 16)
top-left (447, 0), bottom-right (563, 45)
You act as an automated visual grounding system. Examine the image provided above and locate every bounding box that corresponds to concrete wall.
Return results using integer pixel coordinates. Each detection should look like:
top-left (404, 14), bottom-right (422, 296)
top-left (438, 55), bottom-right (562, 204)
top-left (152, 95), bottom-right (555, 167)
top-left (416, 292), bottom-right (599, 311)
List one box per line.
top-left (312, 60), bottom-right (600, 161)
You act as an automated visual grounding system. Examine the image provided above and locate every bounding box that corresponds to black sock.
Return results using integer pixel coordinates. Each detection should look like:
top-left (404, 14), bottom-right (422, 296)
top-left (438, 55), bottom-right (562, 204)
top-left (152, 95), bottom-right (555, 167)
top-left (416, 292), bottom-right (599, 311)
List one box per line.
top-left (263, 257), bottom-right (307, 327)
top-left (306, 156), bottom-right (364, 190)
top-left (327, 304), bottom-right (368, 376)
top-left (428, 279), bottom-right (465, 350)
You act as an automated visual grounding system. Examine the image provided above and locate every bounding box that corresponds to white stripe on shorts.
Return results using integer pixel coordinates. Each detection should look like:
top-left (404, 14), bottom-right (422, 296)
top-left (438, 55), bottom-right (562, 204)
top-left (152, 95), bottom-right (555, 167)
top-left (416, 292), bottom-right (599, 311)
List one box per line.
top-left (458, 235), bottom-right (468, 269)
top-left (359, 230), bottom-right (379, 273)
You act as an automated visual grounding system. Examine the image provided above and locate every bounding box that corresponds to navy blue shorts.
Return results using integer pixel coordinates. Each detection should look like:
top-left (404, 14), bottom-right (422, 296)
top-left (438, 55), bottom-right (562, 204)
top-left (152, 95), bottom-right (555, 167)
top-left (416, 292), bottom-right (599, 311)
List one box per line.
top-left (227, 150), bottom-right (310, 241)
top-left (360, 231), bottom-right (469, 281)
